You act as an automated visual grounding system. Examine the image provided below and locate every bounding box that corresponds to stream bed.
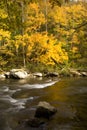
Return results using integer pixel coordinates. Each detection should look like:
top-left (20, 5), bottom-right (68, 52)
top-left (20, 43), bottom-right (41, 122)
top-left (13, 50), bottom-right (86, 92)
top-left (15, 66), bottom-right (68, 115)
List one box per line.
top-left (0, 77), bottom-right (87, 130)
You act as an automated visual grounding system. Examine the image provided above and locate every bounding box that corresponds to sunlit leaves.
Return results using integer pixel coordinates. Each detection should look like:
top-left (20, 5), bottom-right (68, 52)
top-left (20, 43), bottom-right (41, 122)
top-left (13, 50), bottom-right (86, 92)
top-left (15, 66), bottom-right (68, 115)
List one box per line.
top-left (0, 9), bottom-right (8, 19)
top-left (25, 2), bottom-right (45, 33)
top-left (25, 33), bottom-right (68, 65)
top-left (0, 29), bottom-right (11, 44)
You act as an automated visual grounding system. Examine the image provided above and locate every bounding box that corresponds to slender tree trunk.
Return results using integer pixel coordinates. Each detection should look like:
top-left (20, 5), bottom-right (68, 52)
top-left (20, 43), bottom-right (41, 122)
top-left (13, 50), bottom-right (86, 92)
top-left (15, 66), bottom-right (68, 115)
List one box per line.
top-left (45, 0), bottom-right (48, 35)
top-left (21, 1), bottom-right (26, 67)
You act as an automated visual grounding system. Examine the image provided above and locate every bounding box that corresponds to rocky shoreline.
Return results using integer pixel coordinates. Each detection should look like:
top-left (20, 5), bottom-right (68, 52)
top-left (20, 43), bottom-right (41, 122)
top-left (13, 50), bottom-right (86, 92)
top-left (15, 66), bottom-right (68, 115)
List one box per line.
top-left (0, 68), bottom-right (87, 79)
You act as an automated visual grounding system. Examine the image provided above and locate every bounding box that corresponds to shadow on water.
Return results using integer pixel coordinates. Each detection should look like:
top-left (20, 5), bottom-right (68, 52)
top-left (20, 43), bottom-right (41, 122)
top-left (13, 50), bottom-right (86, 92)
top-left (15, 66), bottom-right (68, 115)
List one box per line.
top-left (0, 77), bottom-right (87, 130)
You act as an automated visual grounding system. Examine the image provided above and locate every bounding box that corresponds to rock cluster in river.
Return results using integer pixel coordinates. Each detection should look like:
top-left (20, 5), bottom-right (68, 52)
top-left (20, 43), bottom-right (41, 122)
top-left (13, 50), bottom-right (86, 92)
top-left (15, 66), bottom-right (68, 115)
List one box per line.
top-left (3, 69), bottom-right (28, 79)
top-left (22, 101), bottom-right (57, 128)
top-left (0, 68), bottom-right (87, 79)
top-left (0, 69), bottom-right (59, 79)
top-left (35, 101), bottom-right (57, 119)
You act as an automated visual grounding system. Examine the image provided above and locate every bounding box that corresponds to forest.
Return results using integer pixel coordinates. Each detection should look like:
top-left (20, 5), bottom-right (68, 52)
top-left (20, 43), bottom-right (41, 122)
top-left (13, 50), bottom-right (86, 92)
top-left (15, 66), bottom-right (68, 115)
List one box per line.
top-left (0, 0), bottom-right (87, 72)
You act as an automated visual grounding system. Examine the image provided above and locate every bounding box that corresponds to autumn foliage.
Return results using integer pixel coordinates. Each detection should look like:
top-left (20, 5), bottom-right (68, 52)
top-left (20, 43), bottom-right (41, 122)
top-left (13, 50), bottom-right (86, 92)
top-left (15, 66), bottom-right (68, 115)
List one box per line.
top-left (0, 0), bottom-right (87, 70)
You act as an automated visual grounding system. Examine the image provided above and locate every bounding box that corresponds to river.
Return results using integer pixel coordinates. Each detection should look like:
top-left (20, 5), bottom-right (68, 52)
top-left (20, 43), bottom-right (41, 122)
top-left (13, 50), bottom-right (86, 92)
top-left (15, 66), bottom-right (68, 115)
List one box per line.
top-left (0, 77), bottom-right (87, 130)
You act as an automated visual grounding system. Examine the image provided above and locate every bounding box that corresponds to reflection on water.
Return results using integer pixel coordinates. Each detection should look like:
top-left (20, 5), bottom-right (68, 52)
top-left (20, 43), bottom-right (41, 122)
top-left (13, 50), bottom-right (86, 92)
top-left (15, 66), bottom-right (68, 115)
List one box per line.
top-left (0, 77), bottom-right (87, 130)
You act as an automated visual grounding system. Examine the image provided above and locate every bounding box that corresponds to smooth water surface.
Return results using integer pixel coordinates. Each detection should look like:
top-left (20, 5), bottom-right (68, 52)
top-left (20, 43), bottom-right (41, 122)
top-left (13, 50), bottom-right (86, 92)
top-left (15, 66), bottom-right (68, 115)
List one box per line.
top-left (0, 77), bottom-right (87, 130)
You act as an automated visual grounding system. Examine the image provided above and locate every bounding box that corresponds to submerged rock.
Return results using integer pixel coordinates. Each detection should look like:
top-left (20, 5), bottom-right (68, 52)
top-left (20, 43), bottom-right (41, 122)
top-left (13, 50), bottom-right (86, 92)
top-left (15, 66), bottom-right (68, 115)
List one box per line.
top-left (35, 101), bottom-right (57, 119)
top-left (18, 102), bottom-right (57, 128)
top-left (25, 118), bottom-right (45, 127)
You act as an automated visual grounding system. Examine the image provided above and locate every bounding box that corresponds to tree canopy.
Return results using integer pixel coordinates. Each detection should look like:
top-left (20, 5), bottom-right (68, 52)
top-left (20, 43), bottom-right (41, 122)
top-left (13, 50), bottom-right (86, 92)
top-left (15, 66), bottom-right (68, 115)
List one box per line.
top-left (0, 0), bottom-right (87, 71)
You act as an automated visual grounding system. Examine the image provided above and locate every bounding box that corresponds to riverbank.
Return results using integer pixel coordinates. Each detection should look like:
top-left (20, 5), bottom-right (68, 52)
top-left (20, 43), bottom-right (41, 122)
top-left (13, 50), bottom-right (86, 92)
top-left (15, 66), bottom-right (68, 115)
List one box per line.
top-left (0, 68), bottom-right (87, 80)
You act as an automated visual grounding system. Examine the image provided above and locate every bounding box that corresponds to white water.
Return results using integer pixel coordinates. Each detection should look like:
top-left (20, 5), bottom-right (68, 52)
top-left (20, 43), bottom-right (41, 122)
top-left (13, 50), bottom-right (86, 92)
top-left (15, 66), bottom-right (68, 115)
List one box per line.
top-left (0, 79), bottom-right (58, 110)
top-left (19, 80), bottom-right (58, 89)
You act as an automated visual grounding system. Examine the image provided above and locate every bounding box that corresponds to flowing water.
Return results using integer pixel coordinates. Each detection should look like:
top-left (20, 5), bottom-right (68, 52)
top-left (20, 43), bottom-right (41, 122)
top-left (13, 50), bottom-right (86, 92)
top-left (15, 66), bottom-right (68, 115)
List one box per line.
top-left (0, 77), bottom-right (87, 130)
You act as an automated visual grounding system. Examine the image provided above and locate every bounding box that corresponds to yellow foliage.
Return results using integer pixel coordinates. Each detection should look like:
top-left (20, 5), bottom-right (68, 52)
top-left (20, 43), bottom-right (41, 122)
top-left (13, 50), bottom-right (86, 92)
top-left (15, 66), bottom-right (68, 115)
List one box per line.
top-left (25, 3), bottom-right (45, 33)
top-left (52, 6), bottom-right (68, 26)
top-left (25, 33), bottom-right (68, 65)
top-left (0, 29), bottom-right (10, 39)
top-left (0, 9), bottom-right (8, 19)
top-left (0, 1), bottom-right (86, 68)
top-left (72, 34), bottom-right (79, 44)
top-left (48, 2), bottom-right (87, 62)
top-left (72, 47), bottom-right (78, 53)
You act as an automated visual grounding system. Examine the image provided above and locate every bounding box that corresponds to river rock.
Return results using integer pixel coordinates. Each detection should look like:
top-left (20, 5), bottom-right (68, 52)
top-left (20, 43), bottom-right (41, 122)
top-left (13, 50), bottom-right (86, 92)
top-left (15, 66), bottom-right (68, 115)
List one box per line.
top-left (10, 69), bottom-right (28, 79)
top-left (33, 72), bottom-right (43, 77)
top-left (69, 69), bottom-right (81, 77)
top-left (0, 74), bottom-right (5, 79)
top-left (35, 101), bottom-right (57, 119)
top-left (25, 118), bottom-right (45, 128)
top-left (45, 72), bottom-right (59, 77)
top-left (4, 72), bottom-right (10, 78)
top-left (80, 72), bottom-right (87, 77)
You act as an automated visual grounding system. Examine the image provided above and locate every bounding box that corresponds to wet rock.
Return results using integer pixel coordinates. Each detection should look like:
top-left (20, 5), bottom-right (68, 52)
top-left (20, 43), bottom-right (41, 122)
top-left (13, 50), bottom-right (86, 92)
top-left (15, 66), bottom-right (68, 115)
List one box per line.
top-left (35, 101), bottom-right (57, 119)
top-left (69, 69), bottom-right (81, 77)
top-left (25, 118), bottom-right (45, 127)
top-left (33, 72), bottom-right (43, 77)
top-left (18, 102), bottom-right (57, 129)
top-left (4, 72), bottom-right (10, 78)
top-left (45, 72), bottom-right (59, 77)
top-left (80, 72), bottom-right (87, 77)
top-left (0, 74), bottom-right (5, 79)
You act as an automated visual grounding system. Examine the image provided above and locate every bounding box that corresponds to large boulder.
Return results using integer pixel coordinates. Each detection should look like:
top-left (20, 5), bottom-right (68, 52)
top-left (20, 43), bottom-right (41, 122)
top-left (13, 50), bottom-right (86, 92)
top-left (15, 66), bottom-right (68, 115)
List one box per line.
top-left (10, 69), bottom-right (28, 79)
top-left (35, 101), bottom-right (57, 119)
top-left (18, 102), bottom-right (57, 128)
